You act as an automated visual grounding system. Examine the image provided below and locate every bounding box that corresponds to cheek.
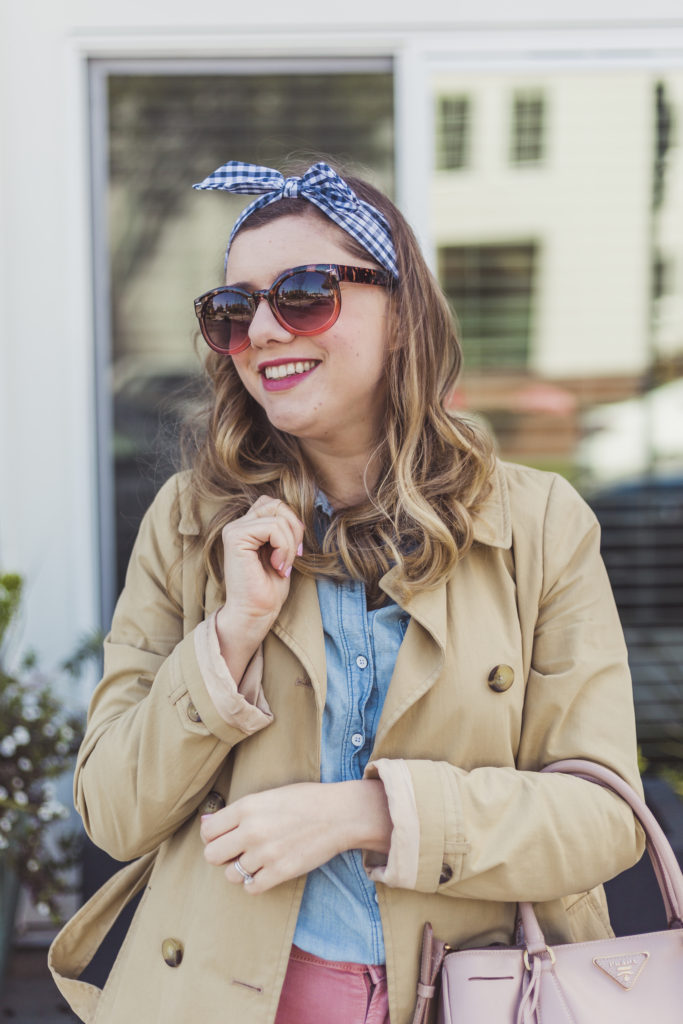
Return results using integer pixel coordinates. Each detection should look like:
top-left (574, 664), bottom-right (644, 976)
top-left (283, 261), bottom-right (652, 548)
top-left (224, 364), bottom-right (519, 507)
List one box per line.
top-left (231, 356), bottom-right (261, 400)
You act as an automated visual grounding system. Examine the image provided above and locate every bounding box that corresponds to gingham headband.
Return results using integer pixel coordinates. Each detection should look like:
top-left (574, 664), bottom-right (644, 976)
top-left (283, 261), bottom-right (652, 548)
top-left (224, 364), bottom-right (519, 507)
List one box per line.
top-left (192, 160), bottom-right (399, 280)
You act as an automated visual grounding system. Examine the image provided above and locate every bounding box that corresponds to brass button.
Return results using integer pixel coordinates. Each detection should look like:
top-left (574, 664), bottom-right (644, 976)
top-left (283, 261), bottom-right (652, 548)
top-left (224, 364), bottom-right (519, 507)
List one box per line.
top-left (186, 701), bottom-right (202, 723)
top-left (488, 664), bottom-right (514, 692)
top-left (439, 864), bottom-right (453, 884)
top-left (199, 790), bottom-right (225, 815)
top-left (161, 938), bottom-right (183, 967)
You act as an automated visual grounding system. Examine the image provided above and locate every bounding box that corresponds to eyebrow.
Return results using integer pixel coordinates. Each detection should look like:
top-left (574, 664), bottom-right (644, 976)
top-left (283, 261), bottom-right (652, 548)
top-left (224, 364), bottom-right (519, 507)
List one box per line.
top-left (224, 280), bottom-right (253, 291)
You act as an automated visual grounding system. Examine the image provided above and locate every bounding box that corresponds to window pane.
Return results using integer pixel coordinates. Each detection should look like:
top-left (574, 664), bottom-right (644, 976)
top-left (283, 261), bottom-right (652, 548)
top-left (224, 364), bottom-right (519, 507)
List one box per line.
top-left (436, 95), bottom-right (470, 170)
top-left (438, 244), bottom-right (536, 369)
top-left (102, 67), bottom-right (394, 596)
top-left (510, 90), bottom-right (545, 164)
top-left (432, 69), bottom-right (683, 770)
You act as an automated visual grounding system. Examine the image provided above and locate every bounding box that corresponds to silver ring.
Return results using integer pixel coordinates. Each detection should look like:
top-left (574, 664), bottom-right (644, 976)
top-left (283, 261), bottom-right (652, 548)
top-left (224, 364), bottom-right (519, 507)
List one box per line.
top-left (234, 858), bottom-right (255, 885)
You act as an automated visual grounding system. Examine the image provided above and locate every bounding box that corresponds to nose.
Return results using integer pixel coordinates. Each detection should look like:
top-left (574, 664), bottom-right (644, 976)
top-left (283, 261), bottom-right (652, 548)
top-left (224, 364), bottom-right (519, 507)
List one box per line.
top-left (247, 295), bottom-right (295, 349)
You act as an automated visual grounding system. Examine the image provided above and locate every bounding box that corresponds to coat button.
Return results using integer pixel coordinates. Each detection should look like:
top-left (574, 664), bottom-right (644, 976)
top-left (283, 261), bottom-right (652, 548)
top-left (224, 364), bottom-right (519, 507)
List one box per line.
top-left (161, 938), bottom-right (183, 967)
top-left (488, 664), bottom-right (514, 692)
top-left (199, 790), bottom-right (226, 815)
top-left (186, 701), bottom-right (202, 723)
top-left (439, 864), bottom-right (453, 884)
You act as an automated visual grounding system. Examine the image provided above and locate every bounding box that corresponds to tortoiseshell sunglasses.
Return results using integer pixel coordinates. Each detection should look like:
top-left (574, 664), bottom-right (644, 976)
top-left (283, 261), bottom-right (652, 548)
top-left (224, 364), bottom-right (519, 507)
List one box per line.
top-left (194, 263), bottom-right (392, 355)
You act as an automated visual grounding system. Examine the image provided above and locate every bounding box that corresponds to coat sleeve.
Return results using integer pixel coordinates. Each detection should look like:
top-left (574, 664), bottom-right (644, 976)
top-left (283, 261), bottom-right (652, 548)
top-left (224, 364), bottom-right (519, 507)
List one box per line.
top-left (73, 475), bottom-right (271, 862)
top-left (365, 474), bottom-right (645, 901)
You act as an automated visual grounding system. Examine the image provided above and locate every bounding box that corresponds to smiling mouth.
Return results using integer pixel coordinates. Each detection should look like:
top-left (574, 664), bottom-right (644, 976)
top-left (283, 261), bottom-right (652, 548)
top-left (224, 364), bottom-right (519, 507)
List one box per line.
top-left (261, 360), bottom-right (321, 381)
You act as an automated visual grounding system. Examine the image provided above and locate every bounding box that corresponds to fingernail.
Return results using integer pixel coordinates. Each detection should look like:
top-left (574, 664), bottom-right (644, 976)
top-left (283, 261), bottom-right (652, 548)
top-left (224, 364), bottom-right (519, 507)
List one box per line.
top-left (277, 561), bottom-right (285, 573)
top-left (284, 565), bottom-right (292, 578)
top-left (200, 814), bottom-right (212, 821)
top-left (296, 543), bottom-right (304, 557)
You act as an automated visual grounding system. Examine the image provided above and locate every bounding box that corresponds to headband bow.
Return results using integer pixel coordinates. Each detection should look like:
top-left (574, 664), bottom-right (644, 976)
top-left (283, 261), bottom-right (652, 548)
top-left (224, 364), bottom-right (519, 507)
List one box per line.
top-left (193, 160), bottom-right (399, 279)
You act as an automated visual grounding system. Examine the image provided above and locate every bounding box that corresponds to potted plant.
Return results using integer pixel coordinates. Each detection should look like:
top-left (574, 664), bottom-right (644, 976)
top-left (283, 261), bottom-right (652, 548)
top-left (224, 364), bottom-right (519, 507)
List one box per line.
top-left (0, 572), bottom-right (97, 987)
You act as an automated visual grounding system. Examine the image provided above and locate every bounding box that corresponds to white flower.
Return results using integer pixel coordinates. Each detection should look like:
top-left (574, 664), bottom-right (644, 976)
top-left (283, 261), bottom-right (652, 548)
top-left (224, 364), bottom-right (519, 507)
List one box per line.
top-left (14, 790), bottom-right (29, 806)
top-left (0, 786), bottom-right (8, 801)
top-left (42, 782), bottom-right (56, 799)
top-left (36, 902), bottom-right (50, 917)
top-left (0, 836), bottom-right (8, 851)
top-left (55, 741), bottom-right (69, 755)
top-left (17, 756), bottom-right (32, 772)
top-left (11, 777), bottom-right (24, 789)
top-left (22, 705), bottom-right (40, 722)
top-left (0, 817), bottom-right (12, 832)
top-left (12, 725), bottom-right (30, 746)
top-left (61, 725), bottom-right (74, 741)
top-left (27, 859), bottom-right (39, 873)
top-left (0, 736), bottom-right (17, 757)
top-left (42, 723), bottom-right (57, 738)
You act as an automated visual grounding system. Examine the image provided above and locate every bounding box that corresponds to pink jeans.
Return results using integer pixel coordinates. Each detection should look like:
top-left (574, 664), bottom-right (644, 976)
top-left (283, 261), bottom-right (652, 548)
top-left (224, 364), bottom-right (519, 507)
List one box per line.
top-left (274, 945), bottom-right (390, 1024)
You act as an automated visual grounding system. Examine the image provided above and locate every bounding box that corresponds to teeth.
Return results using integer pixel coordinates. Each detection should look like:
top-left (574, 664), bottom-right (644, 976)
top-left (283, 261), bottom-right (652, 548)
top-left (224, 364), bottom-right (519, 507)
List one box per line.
top-left (263, 360), bottom-right (317, 380)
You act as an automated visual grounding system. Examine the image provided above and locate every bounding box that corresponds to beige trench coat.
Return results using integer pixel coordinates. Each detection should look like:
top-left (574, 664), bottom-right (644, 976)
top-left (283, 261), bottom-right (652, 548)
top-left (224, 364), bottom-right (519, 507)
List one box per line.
top-left (49, 461), bottom-right (644, 1023)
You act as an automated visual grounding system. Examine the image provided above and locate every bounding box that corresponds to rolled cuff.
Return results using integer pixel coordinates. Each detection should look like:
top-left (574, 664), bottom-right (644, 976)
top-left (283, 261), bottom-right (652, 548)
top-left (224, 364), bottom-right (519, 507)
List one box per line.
top-left (362, 758), bottom-right (420, 889)
top-left (193, 611), bottom-right (272, 733)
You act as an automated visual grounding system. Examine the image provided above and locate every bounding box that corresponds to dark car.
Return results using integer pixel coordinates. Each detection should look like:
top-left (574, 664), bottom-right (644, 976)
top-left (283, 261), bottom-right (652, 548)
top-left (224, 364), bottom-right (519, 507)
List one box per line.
top-left (587, 475), bottom-right (683, 766)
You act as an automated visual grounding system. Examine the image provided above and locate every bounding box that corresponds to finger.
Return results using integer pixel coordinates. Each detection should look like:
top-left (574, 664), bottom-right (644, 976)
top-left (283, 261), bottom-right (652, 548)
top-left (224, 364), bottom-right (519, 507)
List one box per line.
top-left (248, 499), bottom-right (304, 554)
top-left (200, 808), bottom-right (237, 844)
top-left (236, 864), bottom-right (280, 895)
top-left (223, 515), bottom-right (296, 575)
top-left (226, 858), bottom-right (260, 888)
top-left (263, 518), bottom-right (300, 577)
top-left (203, 830), bottom-right (242, 866)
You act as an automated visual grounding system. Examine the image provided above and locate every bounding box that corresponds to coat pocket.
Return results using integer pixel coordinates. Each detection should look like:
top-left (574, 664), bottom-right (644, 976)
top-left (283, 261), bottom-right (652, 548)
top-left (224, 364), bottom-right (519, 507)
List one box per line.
top-left (48, 851), bottom-right (157, 1023)
top-left (563, 884), bottom-right (614, 941)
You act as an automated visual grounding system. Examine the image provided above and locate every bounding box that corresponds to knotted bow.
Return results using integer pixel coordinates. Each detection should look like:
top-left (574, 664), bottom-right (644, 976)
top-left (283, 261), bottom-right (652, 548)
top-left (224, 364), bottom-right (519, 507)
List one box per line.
top-left (193, 160), bottom-right (399, 279)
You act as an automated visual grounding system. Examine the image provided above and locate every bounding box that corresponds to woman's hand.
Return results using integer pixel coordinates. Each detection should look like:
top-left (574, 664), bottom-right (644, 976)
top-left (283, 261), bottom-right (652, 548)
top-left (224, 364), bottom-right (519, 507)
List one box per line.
top-left (200, 780), bottom-right (392, 894)
top-left (215, 496), bottom-right (304, 681)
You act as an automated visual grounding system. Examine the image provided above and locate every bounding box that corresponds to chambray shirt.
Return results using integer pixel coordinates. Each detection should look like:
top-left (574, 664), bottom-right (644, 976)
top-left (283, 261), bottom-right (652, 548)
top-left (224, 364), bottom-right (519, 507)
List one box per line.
top-left (292, 494), bottom-right (409, 964)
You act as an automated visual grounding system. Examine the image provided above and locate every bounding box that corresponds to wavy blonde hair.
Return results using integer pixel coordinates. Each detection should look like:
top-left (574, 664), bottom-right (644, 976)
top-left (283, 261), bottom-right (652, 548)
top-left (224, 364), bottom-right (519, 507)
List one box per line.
top-left (186, 168), bottom-right (495, 605)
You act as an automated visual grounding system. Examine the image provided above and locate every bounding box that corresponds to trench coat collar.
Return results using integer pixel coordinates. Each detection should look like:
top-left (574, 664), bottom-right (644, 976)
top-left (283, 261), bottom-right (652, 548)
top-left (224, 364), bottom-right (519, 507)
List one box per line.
top-left (470, 460), bottom-right (511, 550)
top-left (376, 463), bottom-right (510, 649)
top-left (178, 462), bottom-right (511, 686)
top-left (179, 464), bottom-right (509, 729)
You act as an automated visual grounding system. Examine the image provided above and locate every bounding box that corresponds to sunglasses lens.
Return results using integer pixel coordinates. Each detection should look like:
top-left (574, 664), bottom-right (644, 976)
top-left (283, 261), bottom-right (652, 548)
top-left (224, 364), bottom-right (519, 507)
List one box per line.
top-left (202, 291), bottom-right (252, 353)
top-left (274, 270), bottom-right (338, 334)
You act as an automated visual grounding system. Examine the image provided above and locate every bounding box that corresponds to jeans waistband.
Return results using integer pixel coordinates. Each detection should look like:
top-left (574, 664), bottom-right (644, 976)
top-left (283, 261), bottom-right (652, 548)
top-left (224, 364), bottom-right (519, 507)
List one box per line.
top-left (290, 945), bottom-right (387, 982)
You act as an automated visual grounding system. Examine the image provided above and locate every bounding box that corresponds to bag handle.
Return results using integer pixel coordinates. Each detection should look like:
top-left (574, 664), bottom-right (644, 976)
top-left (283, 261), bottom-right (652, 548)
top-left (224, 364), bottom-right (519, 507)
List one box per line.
top-left (519, 759), bottom-right (683, 956)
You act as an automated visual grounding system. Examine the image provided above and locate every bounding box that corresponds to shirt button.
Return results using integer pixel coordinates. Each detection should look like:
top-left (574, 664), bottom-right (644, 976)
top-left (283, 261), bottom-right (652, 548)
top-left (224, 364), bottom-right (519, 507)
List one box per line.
top-left (356, 655), bottom-right (368, 669)
top-left (351, 733), bottom-right (364, 747)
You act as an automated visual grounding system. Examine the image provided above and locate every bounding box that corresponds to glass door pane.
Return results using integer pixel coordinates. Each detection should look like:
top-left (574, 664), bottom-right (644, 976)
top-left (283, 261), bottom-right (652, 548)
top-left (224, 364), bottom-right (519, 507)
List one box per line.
top-left (92, 62), bottom-right (395, 607)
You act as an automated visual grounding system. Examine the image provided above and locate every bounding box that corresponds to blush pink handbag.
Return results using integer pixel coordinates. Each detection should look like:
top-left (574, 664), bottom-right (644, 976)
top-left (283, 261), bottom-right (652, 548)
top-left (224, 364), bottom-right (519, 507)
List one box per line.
top-left (411, 759), bottom-right (683, 1024)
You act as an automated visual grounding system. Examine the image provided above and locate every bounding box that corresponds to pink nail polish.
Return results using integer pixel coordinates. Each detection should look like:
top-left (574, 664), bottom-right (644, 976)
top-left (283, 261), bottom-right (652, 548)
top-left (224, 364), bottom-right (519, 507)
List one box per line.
top-left (200, 814), bottom-right (212, 821)
top-left (296, 543), bottom-right (304, 557)
top-left (277, 561), bottom-right (285, 574)
top-left (284, 565), bottom-right (292, 578)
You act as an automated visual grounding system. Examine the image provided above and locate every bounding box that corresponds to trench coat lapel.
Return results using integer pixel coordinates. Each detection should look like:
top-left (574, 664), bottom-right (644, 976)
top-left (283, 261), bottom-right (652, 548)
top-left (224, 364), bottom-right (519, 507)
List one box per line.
top-left (273, 572), bottom-right (327, 715)
top-left (373, 463), bottom-right (512, 746)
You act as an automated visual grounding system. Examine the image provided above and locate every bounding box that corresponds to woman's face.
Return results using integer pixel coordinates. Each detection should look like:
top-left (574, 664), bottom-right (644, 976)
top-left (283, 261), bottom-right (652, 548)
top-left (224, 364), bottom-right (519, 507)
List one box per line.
top-left (225, 214), bottom-right (391, 460)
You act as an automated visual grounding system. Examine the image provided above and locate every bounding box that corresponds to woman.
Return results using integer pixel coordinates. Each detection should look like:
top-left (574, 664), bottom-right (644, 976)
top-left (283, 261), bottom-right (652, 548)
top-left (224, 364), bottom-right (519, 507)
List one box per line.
top-left (50, 161), bottom-right (644, 1024)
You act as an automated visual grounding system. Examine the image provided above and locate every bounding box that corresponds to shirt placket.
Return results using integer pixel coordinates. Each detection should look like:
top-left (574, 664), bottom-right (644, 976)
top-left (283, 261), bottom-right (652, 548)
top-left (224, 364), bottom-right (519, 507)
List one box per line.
top-left (337, 581), bottom-right (374, 782)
